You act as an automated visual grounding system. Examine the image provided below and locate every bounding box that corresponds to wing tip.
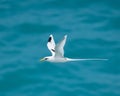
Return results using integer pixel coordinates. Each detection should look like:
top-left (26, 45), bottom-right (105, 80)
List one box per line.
top-left (48, 34), bottom-right (54, 42)
top-left (48, 36), bottom-right (52, 42)
top-left (50, 34), bottom-right (53, 37)
top-left (64, 35), bottom-right (67, 38)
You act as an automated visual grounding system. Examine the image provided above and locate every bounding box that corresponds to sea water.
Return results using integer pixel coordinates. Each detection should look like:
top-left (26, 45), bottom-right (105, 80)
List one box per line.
top-left (0, 0), bottom-right (120, 96)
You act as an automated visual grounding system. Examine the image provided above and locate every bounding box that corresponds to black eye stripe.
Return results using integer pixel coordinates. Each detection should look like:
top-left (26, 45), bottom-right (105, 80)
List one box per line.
top-left (45, 58), bottom-right (48, 60)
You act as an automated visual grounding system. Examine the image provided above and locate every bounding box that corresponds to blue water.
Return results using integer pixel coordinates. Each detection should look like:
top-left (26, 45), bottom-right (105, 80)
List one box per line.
top-left (0, 0), bottom-right (120, 96)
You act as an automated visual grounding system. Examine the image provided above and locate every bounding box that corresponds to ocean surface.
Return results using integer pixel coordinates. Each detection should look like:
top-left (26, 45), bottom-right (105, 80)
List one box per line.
top-left (0, 0), bottom-right (120, 96)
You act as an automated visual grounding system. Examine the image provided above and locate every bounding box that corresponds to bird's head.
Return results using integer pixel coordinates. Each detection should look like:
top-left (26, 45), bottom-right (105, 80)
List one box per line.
top-left (40, 56), bottom-right (51, 62)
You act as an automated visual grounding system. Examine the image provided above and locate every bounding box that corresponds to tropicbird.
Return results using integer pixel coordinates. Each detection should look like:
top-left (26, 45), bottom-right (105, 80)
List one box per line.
top-left (40, 35), bottom-right (108, 62)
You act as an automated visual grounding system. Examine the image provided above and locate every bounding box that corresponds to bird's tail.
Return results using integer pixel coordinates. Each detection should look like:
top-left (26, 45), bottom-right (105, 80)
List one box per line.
top-left (67, 58), bottom-right (108, 61)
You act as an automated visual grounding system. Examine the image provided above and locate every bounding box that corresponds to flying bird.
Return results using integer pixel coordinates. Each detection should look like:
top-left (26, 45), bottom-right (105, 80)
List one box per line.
top-left (40, 35), bottom-right (108, 63)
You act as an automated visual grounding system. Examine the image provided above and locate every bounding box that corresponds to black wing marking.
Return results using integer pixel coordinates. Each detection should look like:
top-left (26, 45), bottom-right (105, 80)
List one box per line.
top-left (51, 49), bottom-right (55, 52)
top-left (48, 37), bottom-right (52, 42)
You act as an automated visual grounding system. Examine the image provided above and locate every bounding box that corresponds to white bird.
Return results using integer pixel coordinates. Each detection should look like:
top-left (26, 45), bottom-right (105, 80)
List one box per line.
top-left (40, 35), bottom-right (108, 63)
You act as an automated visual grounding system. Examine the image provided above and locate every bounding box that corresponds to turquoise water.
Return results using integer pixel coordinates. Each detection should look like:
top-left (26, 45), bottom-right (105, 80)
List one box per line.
top-left (0, 0), bottom-right (120, 96)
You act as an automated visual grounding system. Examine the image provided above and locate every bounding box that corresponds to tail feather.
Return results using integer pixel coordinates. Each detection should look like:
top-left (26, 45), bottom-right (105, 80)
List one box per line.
top-left (67, 58), bottom-right (108, 61)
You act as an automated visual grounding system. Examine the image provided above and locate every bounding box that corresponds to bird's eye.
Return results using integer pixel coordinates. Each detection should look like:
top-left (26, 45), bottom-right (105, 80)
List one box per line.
top-left (45, 58), bottom-right (48, 60)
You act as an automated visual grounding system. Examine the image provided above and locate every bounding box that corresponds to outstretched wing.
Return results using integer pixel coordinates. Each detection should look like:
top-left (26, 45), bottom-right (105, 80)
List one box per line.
top-left (55, 35), bottom-right (67, 57)
top-left (47, 35), bottom-right (55, 56)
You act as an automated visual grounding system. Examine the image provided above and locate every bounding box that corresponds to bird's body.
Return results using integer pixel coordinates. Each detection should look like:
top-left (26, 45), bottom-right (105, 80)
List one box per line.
top-left (40, 34), bottom-right (108, 63)
top-left (44, 56), bottom-right (68, 63)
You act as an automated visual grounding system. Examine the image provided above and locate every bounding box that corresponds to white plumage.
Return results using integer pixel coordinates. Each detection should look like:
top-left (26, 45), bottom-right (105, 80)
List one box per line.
top-left (40, 35), bottom-right (108, 63)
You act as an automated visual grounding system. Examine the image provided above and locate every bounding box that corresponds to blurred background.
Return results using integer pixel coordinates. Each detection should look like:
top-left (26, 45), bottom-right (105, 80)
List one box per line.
top-left (0, 0), bottom-right (120, 96)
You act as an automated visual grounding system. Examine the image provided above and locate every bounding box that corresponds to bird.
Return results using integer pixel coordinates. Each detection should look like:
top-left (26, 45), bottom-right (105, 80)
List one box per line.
top-left (40, 34), bottom-right (108, 63)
